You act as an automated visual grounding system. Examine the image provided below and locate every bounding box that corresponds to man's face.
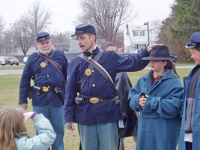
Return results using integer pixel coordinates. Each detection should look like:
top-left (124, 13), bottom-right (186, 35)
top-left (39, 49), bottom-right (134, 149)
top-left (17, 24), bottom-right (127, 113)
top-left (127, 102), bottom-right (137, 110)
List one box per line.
top-left (105, 46), bottom-right (116, 52)
top-left (36, 39), bottom-right (52, 55)
top-left (77, 33), bottom-right (95, 53)
top-left (190, 48), bottom-right (200, 65)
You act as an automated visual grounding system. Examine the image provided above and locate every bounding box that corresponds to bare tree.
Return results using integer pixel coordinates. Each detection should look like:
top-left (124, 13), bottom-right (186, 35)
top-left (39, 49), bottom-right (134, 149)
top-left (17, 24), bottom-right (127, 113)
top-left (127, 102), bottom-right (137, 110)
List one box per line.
top-left (0, 16), bottom-right (5, 54)
top-left (151, 20), bottom-right (162, 42)
top-left (76, 0), bottom-right (136, 42)
top-left (1, 31), bottom-right (12, 55)
top-left (6, 1), bottom-right (52, 56)
top-left (24, 1), bottom-right (52, 38)
top-left (8, 18), bottom-right (34, 56)
top-left (51, 31), bottom-right (71, 52)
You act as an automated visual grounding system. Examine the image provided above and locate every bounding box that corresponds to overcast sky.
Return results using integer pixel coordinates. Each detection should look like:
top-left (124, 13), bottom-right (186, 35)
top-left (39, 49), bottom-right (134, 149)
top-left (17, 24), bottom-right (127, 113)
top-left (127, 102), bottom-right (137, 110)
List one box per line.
top-left (0, 0), bottom-right (175, 33)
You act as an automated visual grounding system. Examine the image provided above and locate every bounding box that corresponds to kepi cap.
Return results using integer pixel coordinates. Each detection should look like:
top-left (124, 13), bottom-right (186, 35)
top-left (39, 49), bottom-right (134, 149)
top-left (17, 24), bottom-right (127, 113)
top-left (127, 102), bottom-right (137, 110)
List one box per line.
top-left (71, 23), bottom-right (96, 37)
top-left (142, 46), bottom-right (173, 61)
top-left (36, 32), bottom-right (51, 42)
top-left (185, 31), bottom-right (200, 48)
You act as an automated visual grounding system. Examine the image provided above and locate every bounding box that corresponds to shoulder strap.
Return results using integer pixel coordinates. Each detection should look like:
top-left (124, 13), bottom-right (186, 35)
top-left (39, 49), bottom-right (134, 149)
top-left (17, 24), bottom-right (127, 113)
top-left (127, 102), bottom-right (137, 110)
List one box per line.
top-left (78, 50), bottom-right (103, 92)
top-left (34, 50), bottom-right (55, 78)
top-left (34, 50), bottom-right (63, 79)
top-left (79, 50), bottom-right (118, 95)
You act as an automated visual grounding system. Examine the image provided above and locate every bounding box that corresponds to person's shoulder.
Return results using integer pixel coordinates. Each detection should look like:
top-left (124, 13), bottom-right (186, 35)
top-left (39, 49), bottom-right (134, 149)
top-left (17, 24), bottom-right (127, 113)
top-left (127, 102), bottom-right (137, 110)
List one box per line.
top-left (102, 50), bottom-right (117, 55)
top-left (26, 52), bottom-right (38, 63)
top-left (101, 50), bottom-right (119, 61)
top-left (29, 51), bottom-right (38, 57)
top-left (71, 55), bottom-right (82, 62)
top-left (68, 55), bottom-right (83, 66)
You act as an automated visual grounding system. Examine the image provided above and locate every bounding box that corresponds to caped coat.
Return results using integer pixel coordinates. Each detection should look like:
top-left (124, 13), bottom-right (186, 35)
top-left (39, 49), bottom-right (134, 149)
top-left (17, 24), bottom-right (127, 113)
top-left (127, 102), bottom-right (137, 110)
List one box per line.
top-left (178, 65), bottom-right (200, 150)
top-left (128, 69), bottom-right (183, 150)
top-left (15, 114), bottom-right (56, 150)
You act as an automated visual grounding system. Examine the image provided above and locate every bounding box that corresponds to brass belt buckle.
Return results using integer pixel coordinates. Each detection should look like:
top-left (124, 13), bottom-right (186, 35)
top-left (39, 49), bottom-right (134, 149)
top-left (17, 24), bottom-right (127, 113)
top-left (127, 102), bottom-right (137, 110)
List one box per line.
top-left (90, 98), bottom-right (99, 104)
top-left (42, 86), bottom-right (49, 92)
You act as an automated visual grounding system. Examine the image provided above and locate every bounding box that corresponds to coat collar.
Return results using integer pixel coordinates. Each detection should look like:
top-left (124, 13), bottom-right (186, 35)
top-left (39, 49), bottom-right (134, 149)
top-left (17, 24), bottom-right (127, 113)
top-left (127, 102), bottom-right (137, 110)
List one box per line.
top-left (143, 68), bottom-right (175, 80)
top-left (83, 46), bottom-right (99, 57)
top-left (188, 65), bottom-right (200, 76)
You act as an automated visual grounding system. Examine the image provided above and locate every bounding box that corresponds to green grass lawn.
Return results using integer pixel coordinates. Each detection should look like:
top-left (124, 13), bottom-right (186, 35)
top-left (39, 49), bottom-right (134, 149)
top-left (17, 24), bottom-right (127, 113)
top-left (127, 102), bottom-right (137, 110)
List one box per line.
top-left (0, 65), bottom-right (24, 70)
top-left (0, 68), bottom-right (192, 150)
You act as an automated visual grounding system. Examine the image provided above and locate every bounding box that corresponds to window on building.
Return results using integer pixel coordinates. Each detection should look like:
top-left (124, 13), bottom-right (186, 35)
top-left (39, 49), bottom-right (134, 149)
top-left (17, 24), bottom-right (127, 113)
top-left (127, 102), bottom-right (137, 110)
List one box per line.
top-left (133, 31), bottom-right (138, 36)
top-left (140, 31), bottom-right (145, 36)
top-left (133, 31), bottom-right (145, 36)
top-left (134, 44), bottom-right (138, 50)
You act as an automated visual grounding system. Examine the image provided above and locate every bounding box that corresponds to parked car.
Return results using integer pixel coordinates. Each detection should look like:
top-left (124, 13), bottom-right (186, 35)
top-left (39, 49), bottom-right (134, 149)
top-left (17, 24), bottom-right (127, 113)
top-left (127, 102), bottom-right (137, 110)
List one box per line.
top-left (0, 56), bottom-right (6, 66)
top-left (5, 56), bottom-right (19, 65)
top-left (170, 53), bottom-right (177, 62)
top-left (23, 56), bottom-right (28, 64)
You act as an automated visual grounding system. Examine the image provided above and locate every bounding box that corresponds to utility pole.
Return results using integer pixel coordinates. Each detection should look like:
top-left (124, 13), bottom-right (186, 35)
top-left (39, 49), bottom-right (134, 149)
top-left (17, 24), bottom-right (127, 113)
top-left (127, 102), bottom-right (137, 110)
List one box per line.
top-left (144, 21), bottom-right (150, 46)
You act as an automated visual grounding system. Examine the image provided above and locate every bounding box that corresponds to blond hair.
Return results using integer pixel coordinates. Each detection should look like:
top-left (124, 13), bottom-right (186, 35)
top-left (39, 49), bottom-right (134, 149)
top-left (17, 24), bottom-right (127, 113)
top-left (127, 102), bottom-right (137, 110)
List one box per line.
top-left (0, 108), bottom-right (28, 150)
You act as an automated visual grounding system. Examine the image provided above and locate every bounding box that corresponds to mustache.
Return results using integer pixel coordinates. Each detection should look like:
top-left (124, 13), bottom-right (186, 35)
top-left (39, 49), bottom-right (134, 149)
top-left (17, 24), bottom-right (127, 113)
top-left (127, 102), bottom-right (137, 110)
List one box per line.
top-left (42, 47), bottom-right (50, 50)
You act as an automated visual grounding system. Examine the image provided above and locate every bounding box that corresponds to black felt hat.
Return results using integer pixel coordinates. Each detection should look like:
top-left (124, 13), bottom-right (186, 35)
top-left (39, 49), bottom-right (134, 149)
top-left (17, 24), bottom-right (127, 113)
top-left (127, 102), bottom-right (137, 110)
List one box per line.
top-left (142, 46), bottom-right (173, 61)
top-left (71, 23), bottom-right (96, 37)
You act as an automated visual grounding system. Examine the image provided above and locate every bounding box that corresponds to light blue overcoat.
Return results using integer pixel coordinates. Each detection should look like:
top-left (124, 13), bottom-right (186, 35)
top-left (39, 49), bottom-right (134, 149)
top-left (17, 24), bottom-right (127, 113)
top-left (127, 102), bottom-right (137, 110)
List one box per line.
top-left (178, 65), bottom-right (200, 150)
top-left (15, 114), bottom-right (56, 150)
top-left (129, 69), bottom-right (183, 150)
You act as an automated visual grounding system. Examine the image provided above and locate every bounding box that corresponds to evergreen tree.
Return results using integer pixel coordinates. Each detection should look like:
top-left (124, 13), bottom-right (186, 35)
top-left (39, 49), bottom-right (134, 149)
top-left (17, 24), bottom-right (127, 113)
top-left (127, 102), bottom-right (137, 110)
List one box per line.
top-left (170, 0), bottom-right (200, 61)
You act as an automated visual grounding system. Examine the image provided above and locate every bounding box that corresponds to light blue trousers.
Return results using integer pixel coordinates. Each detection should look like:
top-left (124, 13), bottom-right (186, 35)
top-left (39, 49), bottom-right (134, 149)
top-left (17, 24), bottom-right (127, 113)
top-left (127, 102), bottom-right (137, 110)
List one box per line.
top-left (33, 104), bottom-right (64, 150)
top-left (78, 122), bottom-right (118, 150)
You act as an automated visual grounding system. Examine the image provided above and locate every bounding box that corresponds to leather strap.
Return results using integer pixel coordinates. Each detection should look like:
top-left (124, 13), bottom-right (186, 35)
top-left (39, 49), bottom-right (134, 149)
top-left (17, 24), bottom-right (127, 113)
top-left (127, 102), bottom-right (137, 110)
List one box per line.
top-left (34, 50), bottom-right (65, 82)
top-left (34, 50), bottom-right (56, 78)
top-left (78, 50), bottom-right (103, 92)
top-left (79, 50), bottom-right (118, 95)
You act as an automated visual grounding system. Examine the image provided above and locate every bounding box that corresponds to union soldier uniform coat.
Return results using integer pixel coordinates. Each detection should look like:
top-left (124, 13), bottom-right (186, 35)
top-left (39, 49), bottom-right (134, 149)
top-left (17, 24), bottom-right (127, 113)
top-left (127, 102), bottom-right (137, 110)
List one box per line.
top-left (19, 50), bottom-right (68, 106)
top-left (64, 47), bottom-right (149, 125)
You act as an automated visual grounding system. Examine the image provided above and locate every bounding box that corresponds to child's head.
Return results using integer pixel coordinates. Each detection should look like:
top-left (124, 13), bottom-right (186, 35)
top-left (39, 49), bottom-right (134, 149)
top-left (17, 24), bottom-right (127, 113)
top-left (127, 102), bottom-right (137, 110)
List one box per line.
top-left (142, 46), bottom-right (179, 77)
top-left (186, 31), bottom-right (200, 65)
top-left (0, 107), bottom-right (27, 150)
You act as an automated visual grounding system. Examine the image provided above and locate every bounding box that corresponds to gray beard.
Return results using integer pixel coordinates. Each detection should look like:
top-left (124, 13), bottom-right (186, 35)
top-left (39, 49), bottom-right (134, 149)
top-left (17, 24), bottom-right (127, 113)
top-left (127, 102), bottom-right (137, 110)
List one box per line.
top-left (39, 48), bottom-right (51, 55)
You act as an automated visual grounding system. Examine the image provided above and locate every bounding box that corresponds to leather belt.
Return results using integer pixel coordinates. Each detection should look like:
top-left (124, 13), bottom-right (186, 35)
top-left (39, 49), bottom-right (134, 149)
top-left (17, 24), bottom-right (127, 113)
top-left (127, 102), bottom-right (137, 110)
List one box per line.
top-left (79, 94), bottom-right (116, 104)
top-left (34, 83), bottom-right (65, 92)
top-left (42, 86), bottom-right (55, 92)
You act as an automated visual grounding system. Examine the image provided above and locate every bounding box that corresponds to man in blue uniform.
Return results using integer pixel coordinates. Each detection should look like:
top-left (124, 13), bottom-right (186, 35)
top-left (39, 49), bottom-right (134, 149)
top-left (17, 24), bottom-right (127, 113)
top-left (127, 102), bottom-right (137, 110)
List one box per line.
top-left (64, 23), bottom-right (159, 150)
top-left (19, 32), bottom-right (68, 150)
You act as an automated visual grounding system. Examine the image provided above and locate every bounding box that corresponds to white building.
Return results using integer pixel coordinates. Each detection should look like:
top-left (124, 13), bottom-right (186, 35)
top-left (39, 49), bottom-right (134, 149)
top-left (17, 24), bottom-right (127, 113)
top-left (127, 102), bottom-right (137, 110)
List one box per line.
top-left (124, 24), bottom-right (154, 53)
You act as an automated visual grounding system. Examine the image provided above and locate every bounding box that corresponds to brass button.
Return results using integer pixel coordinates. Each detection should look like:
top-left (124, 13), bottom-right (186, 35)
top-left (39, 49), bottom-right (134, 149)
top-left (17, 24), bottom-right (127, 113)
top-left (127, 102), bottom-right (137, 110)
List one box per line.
top-left (48, 86), bottom-right (50, 88)
top-left (92, 70), bottom-right (94, 72)
top-left (47, 75), bottom-right (49, 77)
top-left (93, 84), bottom-right (95, 87)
